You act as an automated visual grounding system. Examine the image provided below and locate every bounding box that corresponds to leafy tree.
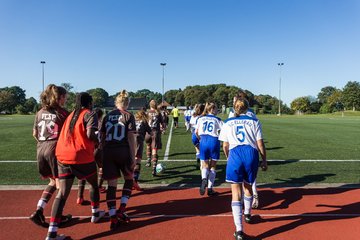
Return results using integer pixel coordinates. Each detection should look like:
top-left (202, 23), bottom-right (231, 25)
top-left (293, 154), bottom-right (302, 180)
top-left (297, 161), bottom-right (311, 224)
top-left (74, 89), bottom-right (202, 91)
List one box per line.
top-left (174, 91), bottom-right (185, 106)
top-left (342, 81), bottom-right (360, 111)
top-left (87, 88), bottom-right (109, 107)
top-left (165, 89), bottom-right (181, 105)
top-left (291, 96), bottom-right (311, 113)
top-left (0, 90), bottom-right (16, 113)
top-left (213, 86), bottom-right (230, 108)
top-left (327, 90), bottom-right (343, 112)
top-left (0, 86), bottom-right (26, 113)
top-left (61, 83), bottom-right (76, 111)
top-left (317, 86), bottom-right (338, 104)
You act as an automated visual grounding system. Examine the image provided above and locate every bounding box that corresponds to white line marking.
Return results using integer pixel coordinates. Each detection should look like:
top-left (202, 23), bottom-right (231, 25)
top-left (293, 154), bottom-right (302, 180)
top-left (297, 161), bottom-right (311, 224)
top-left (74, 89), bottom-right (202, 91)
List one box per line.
top-left (1, 213), bottom-right (360, 220)
top-left (163, 119), bottom-right (174, 161)
top-left (1, 159), bottom-right (360, 163)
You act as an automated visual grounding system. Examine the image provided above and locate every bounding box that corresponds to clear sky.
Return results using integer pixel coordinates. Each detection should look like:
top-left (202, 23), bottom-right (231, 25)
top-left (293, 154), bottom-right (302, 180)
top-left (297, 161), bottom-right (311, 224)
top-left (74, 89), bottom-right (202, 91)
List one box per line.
top-left (1, 0), bottom-right (360, 105)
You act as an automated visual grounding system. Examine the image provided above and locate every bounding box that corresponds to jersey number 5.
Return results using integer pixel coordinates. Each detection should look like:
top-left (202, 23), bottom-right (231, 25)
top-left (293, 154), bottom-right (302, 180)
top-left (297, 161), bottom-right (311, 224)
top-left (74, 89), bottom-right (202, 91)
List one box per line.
top-left (236, 125), bottom-right (245, 142)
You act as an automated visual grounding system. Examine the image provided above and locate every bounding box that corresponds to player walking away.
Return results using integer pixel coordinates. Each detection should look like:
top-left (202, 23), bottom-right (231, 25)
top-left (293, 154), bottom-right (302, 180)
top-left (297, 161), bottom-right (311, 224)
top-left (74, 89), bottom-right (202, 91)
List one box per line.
top-left (100, 90), bottom-right (136, 230)
top-left (229, 90), bottom-right (260, 209)
top-left (196, 102), bottom-right (223, 196)
top-left (170, 105), bottom-right (179, 128)
top-left (145, 100), bottom-right (165, 176)
top-left (77, 108), bottom-right (106, 205)
top-left (189, 103), bottom-right (205, 168)
top-left (30, 84), bottom-right (72, 228)
top-left (46, 92), bottom-right (105, 240)
top-left (133, 109), bottom-right (151, 190)
top-left (160, 105), bottom-right (169, 133)
top-left (184, 106), bottom-right (192, 132)
top-left (219, 98), bottom-right (267, 240)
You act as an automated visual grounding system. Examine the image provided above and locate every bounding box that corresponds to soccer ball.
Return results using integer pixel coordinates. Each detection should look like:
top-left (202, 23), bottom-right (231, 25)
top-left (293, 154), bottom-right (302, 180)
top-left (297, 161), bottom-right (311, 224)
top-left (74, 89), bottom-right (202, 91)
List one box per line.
top-left (155, 163), bottom-right (166, 174)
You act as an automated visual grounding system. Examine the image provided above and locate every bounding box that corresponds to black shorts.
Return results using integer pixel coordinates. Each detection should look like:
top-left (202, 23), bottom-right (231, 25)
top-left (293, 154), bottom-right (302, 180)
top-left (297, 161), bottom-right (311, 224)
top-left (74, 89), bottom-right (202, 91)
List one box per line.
top-left (58, 161), bottom-right (97, 180)
top-left (36, 141), bottom-right (58, 179)
top-left (102, 146), bottom-right (133, 180)
top-left (145, 130), bottom-right (162, 150)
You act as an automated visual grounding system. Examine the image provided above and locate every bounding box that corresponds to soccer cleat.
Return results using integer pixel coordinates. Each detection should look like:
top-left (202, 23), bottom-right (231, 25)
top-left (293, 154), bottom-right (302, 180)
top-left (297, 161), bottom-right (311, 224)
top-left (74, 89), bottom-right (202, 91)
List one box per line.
top-left (59, 214), bottom-right (72, 227)
top-left (152, 168), bottom-right (157, 177)
top-left (252, 194), bottom-right (259, 209)
top-left (199, 178), bottom-right (207, 196)
top-left (145, 159), bottom-right (151, 167)
top-left (99, 186), bottom-right (107, 193)
top-left (117, 209), bottom-right (131, 223)
top-left (91, 210), bottom-right (106, 223)
top-left (45, 234), bottom-right (67, 240)
top-left (234, 231), bottom-right (244, 240)
top-left (76, 197), bottom-right (84, 205)
top-left (207, 188), bottom-right (219, 196)
top-left (110, 217), bottom-right (121, 230)
top-left (30, 209), bottom-right (48, 228)
top-left (244, 214), bottom-right (251, 224)
top-left (133, 180), bottom-right (142, 191)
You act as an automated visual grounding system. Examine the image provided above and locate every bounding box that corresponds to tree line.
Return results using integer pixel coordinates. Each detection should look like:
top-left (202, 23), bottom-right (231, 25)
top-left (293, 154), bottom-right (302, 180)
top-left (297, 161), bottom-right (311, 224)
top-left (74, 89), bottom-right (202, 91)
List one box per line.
top-left (1, 81), bottom-right (360, 115)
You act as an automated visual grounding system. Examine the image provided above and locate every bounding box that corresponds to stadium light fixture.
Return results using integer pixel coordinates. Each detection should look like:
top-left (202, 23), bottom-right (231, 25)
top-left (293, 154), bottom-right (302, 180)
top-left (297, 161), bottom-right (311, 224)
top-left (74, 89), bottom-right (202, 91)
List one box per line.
top-left (277, 62), bottom-right (284, 116)
top-left (160, 63), bottom-right (167, 104)
top-left (40, 61), bottom-right (46, 92)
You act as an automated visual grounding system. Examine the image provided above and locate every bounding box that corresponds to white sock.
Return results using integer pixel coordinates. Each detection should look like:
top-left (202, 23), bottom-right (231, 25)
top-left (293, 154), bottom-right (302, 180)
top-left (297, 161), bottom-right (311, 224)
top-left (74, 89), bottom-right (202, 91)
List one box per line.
top-left (208, 169), bottom-right (216, 189)
top-left (201, 168), bottom-right (209, 179)
top-left (252, 179), bottom-right (258, 195)
top-left (231, 201), bottom-right (242, 232)
top-left (243, 195), bottom-right (253, 215)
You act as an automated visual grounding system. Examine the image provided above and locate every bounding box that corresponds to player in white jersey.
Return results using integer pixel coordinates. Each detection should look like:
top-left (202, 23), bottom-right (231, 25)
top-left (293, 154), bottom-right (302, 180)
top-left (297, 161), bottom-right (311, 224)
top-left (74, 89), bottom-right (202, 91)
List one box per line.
top-left (219, 98), bottom-right (267, 240)
top-left (184, 106), bottom-right (192, 132)
top-left (189, 104), bottom-right (205, 168)
top-left (195, 102), bottom-right (223, 196)
top-left (229, 91), bottom-right (260, 209)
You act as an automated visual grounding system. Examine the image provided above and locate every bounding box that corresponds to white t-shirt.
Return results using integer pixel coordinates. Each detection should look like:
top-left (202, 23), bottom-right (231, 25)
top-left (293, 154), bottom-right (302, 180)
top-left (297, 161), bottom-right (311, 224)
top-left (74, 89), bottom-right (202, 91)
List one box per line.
top-left (228, 108), bottom-right (256, 119)
top-left (219, 114), bottom-right (263, 150)
top-left (196, 114), bottom-right (223, 138)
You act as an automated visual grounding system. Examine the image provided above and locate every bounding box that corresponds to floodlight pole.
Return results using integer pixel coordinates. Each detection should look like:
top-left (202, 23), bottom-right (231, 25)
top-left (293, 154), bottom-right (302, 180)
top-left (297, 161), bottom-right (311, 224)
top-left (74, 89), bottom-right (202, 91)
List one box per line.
top-left (41, 61), bottom-right (46, 92)
top-left (160, 63), bottom-right (167, 104)
top-left (277, 62), bottom-right (284, 116)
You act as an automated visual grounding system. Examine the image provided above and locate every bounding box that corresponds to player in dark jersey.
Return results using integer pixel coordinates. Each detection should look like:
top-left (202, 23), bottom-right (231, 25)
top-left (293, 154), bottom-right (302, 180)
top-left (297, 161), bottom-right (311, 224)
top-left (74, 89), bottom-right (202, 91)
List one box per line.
top-left (145, 99), bottom-right (165, 176)
top-left (46, 92), bottom-right (105, 240)
top-left (30, 84), bottom-right (72, 229)
top-left (133, 109), bottom-right (151, 190)
top-left (100, 90), bottom-right (136, 230)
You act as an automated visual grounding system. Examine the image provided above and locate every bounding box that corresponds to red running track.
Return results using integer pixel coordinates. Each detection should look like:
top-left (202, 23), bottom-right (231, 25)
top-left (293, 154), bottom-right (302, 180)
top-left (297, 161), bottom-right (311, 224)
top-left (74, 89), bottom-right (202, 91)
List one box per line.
top-left (0, 187), bottom-right (360, 239)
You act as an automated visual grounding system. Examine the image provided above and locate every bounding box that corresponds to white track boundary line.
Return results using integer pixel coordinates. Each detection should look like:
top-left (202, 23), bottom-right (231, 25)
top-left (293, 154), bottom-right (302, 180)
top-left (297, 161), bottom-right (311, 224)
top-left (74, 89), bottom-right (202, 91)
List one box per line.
top-left (1, 159), bottom-right (360, 163)
top-left (163, 119), bottom-right (174, 161)
top-left (1, 213), bottom-right (360, 220)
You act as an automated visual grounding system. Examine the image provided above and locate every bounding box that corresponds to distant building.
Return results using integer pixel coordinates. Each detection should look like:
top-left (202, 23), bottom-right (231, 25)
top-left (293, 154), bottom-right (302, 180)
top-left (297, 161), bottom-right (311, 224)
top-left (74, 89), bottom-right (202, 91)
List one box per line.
top-left (128, 97), bottom-right (147, 111)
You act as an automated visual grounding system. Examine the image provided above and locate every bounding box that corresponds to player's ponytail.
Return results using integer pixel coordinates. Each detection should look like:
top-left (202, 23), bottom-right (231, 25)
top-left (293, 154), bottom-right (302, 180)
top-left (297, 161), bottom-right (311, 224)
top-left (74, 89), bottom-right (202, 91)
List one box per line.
top-left (234, 99), bottom-right (249, 116)
top-left (115, 90), bottom-right (130, 109)
top-left (203, 102), bottom-right (217, 115)
top-left (69, 92), bottom-right (93, 134)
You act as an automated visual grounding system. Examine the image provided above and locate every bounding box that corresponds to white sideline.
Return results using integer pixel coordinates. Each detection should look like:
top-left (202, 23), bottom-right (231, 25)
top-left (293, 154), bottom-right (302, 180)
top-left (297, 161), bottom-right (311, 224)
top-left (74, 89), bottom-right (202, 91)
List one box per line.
top-left (163, 119), bottom-right (174, 161)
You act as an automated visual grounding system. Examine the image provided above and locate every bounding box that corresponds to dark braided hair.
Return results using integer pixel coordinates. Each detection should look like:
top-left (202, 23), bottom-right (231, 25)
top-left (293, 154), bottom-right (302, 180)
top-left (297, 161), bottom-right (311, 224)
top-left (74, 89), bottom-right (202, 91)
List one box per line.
top-left (69, 92), bottom-right (93, 134)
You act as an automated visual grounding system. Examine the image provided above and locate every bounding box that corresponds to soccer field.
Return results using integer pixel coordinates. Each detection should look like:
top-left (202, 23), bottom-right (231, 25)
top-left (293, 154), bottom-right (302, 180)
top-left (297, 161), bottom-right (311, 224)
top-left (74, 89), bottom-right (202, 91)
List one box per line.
top-left (0, 114), bottom-right (360, 185)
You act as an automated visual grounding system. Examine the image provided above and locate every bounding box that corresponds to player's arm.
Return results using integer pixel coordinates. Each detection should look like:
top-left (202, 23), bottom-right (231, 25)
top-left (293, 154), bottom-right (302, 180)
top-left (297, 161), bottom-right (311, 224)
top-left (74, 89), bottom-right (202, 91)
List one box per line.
top-left (256, 139), bottom-right (267, 171)
top-left (222, 141), bottom-right (229, 159)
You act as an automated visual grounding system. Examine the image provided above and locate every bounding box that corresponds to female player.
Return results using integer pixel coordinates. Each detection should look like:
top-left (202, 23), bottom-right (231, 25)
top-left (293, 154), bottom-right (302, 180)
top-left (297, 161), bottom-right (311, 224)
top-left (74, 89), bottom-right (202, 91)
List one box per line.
top-left (133, 109), bottom-right (151, 190)
top-left (229, 91), bottom-right (260, 209)
top-left (145, 100), bottom-right (165, 176)
top-left (219, 98), bottom-right (267, 240)
top-left (30, 84), bottom-right (72, 228)
top-left (77, 108), bottom-right (106, 205)
top-left (189, 103), bottom-right (205, 168)
top-left (46, 92), bottom-right (105, 240)
top-left (195, 102), bottom-right (223, 196)
top-left (100, 90), bottom-right (136, 230)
